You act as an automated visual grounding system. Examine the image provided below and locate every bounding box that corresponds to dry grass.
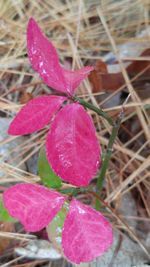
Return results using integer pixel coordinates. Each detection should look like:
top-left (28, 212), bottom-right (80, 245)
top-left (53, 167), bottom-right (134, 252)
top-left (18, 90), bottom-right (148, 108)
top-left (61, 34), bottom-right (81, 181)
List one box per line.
top-left (0, 0), bottom-right (150, 266)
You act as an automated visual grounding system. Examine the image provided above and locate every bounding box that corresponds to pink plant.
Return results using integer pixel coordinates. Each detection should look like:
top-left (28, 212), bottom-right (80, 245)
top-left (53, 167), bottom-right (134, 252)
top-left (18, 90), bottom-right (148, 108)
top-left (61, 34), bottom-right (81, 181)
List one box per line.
top-left (3, 183), bottom-right (113, 264)
top-left (8, 18), bottom-right (100, 187)
top-left (3, 18), bottom-right (113, 264)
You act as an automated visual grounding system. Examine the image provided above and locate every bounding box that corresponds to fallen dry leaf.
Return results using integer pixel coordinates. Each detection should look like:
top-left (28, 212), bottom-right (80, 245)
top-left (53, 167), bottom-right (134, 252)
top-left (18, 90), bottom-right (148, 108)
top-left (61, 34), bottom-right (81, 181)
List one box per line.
top-left (89, 49), bottom-right (150, 93)
top-left (0, 221), bottom-right (15, 254)
top-left (19, 92), bottom-right (33, 104)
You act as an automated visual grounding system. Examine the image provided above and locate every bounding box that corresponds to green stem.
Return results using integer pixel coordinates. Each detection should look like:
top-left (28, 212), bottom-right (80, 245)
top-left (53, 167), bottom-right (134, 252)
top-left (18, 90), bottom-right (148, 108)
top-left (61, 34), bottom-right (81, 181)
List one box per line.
top-left (96, 113), bottom-right (123, 210)
top-left (72, 96), bottom-right (114, 126)
top-left (59, 187), bottom-right (87, 196)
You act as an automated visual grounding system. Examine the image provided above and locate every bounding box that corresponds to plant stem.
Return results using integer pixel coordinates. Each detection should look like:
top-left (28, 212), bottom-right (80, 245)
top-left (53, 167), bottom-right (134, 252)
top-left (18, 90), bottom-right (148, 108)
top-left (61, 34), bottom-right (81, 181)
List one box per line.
top-left (72, 96), bottom-right (114, 126)
top-left (59, 187), bottom-right (87, 196)
top-left (96, 112), bottom-right (123, 210)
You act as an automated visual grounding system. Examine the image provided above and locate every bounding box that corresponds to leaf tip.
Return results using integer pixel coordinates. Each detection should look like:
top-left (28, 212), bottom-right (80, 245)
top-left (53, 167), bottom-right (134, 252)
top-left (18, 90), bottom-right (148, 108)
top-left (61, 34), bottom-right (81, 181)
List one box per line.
top-left (27, 17), bottom-right (37, 31)
top-left (7, 122), bottom-right (17, 136)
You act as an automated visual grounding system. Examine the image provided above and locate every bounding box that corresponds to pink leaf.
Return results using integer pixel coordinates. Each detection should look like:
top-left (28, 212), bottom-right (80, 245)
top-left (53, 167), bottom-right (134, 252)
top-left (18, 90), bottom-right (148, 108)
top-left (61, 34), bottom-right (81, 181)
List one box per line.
top-left (3, 183), bottom-right (67, 232)
top-left (63, 66), bottom-right (94, 95)
top-left (8, 95), bottom-right (66, 135)
top-left (46, 103), bottom-right (101, 186)
top-left (27, 18), bottom-right (67, 93)
top-left (62, 199), bottom-right (113, 264)
top-left (27, 18), bottom-right (93, 95)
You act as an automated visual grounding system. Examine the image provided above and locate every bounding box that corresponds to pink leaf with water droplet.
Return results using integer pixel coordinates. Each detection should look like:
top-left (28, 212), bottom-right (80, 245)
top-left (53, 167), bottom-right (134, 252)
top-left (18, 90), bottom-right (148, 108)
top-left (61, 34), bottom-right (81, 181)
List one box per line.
top-left (27, 18), bottom-right (93, 95)
top-left (27, 18), bottom-right (67, 93)
top-left (62, 199), bottom-right (113, 264)
top-left (46, 103), bottom-right (101, 186)
top-left (3, 183), bottom-right (67, 232)
top-left (8, 95), bottom-right (66, 135)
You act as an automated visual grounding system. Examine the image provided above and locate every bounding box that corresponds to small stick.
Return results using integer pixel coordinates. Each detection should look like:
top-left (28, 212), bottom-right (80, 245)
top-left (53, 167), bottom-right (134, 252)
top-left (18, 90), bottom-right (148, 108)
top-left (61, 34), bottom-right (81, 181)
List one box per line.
top-left (95, 94), bottom-right (130, 210)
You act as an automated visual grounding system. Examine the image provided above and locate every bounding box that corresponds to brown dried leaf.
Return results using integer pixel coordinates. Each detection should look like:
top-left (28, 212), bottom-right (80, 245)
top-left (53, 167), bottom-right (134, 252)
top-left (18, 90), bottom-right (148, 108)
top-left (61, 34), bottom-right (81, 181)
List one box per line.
top-left (19, 92), bottom-right (33, 104)
top-left (0, 221), bottom-right (15, 254)
top-left (127, 48), bottom-right (150, 76)
top-left (89, 49), bottom-right (150, 93)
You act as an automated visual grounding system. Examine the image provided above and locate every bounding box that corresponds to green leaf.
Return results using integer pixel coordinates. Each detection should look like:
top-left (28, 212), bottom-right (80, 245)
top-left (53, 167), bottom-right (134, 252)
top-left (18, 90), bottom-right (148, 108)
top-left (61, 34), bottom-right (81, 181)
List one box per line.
top-left (38, 148), bottom-right (62, 189)
top-left (46, 202), bottom-right (69, 251)
top-left (0, 200), bottom-right (16, 222)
